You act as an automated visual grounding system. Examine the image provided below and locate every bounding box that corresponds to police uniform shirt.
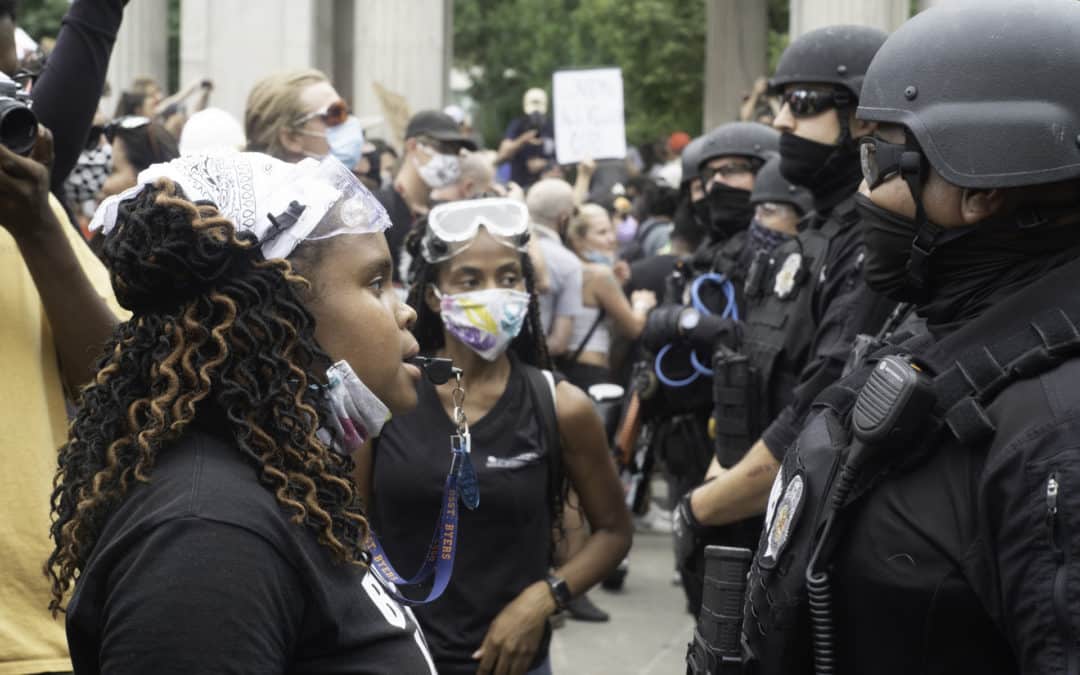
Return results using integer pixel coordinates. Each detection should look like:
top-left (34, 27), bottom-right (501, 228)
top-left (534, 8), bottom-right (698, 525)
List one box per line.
top-left (748, 254), bottom-right (1080, 674)
top-left (758, 198), bottom-right (895, 460)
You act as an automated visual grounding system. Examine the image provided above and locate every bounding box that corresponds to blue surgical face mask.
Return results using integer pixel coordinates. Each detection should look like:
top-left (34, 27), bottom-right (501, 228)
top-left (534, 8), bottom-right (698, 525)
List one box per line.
top-left (325, 116), bottom-right (366, 169)
top-left (584, 250), bottom-right (615, 266)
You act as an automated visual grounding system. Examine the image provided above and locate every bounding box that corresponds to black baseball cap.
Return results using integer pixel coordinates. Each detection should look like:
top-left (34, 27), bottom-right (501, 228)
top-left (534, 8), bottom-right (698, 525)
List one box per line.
top-left (405, 110), bottom-right (477, 151)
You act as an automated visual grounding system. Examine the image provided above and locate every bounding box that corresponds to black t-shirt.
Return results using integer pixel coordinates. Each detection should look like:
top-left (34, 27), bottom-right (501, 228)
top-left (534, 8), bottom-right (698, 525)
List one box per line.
top-left (66, 426), bottom-right (436, 674)
top-left (504, 116), bottom-right (556, 189)
top-left (375, 187), bottom-right (417, 284)
top-left (371, 358), bottom-right (553, 674)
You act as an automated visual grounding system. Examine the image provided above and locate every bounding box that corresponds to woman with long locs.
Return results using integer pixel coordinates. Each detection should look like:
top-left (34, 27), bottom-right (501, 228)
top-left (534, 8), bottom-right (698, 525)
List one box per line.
top-left (369, 198), bottom-right (632, 675)
top-left (47, 152), bottom-right (440, 673)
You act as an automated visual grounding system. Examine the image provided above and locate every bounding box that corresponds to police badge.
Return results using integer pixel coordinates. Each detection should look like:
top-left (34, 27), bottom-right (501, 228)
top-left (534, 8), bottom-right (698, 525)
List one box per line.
top-left (760, 472), bottom-right (805, 569)
top-left (773, 252), bottom-right (803, 299)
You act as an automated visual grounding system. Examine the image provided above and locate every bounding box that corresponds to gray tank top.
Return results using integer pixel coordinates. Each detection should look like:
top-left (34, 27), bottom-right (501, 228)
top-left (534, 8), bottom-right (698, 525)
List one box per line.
top-left (569, 303), bottom-right (611, 355)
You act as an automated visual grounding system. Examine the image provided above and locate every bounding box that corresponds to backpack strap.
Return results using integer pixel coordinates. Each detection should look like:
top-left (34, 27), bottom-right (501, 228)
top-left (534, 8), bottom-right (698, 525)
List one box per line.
top-left (522, 364), bottom-right (564, 533)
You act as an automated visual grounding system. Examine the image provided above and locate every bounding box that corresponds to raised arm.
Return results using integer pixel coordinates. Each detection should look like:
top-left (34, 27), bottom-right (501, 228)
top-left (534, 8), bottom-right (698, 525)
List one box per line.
top-left (30, 0), bottom-right (126, 194)
top-left (593, 267), bottom-right (655, 339)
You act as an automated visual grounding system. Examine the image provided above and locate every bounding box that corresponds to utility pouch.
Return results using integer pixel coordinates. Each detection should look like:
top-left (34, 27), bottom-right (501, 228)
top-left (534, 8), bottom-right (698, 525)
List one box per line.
top-left (712, 345), bottom-right (755, 468)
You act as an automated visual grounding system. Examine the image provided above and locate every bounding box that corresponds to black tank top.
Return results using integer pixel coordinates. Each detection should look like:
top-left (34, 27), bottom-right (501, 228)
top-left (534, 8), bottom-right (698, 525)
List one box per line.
top-left (371, 357), bottom-right (553, 674)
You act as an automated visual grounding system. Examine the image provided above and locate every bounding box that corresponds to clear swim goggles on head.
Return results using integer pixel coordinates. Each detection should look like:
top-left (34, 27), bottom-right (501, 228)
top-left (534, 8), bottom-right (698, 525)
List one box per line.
top-left (420, 197), bottom-right (531, 263)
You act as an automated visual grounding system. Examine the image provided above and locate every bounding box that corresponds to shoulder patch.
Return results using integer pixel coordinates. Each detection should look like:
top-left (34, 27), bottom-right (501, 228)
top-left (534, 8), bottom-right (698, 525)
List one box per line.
top-left (760, 471), bottom-right (805, 569)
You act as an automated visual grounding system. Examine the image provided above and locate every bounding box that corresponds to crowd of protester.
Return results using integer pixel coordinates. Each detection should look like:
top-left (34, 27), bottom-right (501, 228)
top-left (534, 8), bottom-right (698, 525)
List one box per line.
top-left (4, 0), bottom-right (1080, 673)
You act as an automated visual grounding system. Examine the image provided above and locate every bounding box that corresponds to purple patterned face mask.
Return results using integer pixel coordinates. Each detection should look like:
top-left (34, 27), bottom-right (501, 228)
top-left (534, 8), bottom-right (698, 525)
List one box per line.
top-left (433, 287), bottom-right (530, 361)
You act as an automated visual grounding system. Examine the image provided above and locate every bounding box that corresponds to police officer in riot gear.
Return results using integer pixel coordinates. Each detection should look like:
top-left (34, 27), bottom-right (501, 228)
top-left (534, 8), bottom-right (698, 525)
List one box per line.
top-left (671, 155), bottom-right (814, 617)
top-left (676, 25), bottom-right (895, 557)
top-left (745, 2), bottom-right (1080, 672)
top-left (632, 122), bottom-right (776, 612)
top-left (741, 156), bottom-right (813, 269)
top-left (690, 122), bottom-right (781, 284)
top-left (641, 122), bottom-right (780, 361)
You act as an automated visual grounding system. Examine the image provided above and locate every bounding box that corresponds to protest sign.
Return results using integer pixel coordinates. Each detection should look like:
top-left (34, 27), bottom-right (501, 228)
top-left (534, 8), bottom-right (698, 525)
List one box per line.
top-left (553, 67), bottom-right (627, 165)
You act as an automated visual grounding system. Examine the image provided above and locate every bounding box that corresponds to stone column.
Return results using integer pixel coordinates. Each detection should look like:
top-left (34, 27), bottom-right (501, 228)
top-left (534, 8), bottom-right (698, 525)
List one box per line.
top-left (703, 0), bottom-right (769, 130)
top-left (105, 0), bottom-right (169, 113)
top-left (789, 0), bottom-right (910, 38)
top-left (179, 0), bottom-right (318, 123)
top-left (351, 0), bottom-right (452, 147)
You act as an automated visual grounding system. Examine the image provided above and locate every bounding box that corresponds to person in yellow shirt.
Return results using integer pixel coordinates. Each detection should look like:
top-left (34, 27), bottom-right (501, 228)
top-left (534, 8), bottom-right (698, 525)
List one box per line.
top-left (0, 128), bottom-right (119, 672)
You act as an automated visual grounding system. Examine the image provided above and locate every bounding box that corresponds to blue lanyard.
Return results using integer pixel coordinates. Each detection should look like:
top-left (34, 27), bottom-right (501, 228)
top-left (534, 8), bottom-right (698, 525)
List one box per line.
top-left (366, 432), bottom-right (479, 605)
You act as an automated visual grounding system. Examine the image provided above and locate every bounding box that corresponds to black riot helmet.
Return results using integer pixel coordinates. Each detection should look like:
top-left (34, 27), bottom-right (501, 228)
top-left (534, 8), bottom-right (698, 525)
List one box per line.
top-left (750, 156), bottom-right (814, 215)
top-left (695, 123), bottom-right (779, 240)
top-left (696, 122), bottom-right (780, 171)
top-left (680, 135), bottom-right (708, 187)
top-left (769, 24), bottom-right (888, 100)
top-left (858, 0), bottom-right (1080, 189)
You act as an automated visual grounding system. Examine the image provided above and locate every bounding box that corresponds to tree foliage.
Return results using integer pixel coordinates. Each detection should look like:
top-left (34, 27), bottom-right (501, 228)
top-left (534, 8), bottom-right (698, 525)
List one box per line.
top-left (15, 0), bottom-right (69, 41)
top-left (454, 0), bottom-right (706, 148)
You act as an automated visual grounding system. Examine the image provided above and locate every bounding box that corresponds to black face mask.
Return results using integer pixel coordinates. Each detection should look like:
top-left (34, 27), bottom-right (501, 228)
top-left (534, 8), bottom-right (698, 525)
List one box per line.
top-left (854, 193), bottom-right (975, 303)
top-left (779, 132), bottom-right (863, 208)
top-left (705, 183), bottom-right (753, 240)
top-left (855, 192), bottom-right (1080, 326)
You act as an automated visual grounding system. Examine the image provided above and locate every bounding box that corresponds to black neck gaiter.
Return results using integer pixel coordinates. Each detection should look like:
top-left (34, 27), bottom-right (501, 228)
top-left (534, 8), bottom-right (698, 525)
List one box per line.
top-left (856, 193), bottom-right (1080, 333)
top-left (779, 132), bottom-right (863, 213)
top-left (705, 183), bottom-right (754, 240)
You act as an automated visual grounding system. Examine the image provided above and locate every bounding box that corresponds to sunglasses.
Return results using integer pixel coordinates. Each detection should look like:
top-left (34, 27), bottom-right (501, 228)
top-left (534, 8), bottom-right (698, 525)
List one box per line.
top-left (782, 88), bottom-right (851, 118)
top-left (700, 161), bottom-right (757, 184)
top-left (294, 99), bottom-right (350, 128)
top-left (859, 135), bottom-right (925, 190)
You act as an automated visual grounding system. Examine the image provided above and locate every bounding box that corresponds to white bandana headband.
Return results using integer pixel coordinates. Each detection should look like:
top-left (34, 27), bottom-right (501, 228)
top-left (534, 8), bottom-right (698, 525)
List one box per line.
top-left (89, 152), bottom-right (391, 260)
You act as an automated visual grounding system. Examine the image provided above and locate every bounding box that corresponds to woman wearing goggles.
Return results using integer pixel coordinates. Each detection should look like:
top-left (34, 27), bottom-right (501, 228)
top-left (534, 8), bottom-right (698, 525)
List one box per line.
top-left (372, 197), bottom-right (632, 675)
top-left (420, 197), bottom-right (532, 263)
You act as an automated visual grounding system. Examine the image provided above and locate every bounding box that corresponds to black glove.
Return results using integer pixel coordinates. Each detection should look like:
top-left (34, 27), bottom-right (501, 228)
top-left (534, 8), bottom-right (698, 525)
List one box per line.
top-left (641, 303), bottom-right (683, 353)
top-left (674, 489), bottom-right (708, 570)
top-left (686, 314), bottom-right (741, 353)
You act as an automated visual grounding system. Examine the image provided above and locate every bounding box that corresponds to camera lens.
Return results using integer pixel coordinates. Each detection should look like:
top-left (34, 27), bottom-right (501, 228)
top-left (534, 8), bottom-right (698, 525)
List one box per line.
top-left (0, 100), bottom-right (38, 156)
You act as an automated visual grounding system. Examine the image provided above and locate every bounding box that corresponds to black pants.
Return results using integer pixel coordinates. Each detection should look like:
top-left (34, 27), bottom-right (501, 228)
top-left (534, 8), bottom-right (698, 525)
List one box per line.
top-left (558, 360), bottom-right (611, 392)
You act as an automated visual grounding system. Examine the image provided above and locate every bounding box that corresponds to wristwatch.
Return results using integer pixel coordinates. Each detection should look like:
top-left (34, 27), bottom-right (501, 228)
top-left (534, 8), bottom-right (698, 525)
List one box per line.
top-left (545, 574), bottom-right (572, 611)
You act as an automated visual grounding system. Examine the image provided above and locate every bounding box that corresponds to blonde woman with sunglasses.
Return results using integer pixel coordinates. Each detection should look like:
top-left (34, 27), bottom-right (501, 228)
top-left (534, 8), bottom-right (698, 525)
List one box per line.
top-left (245, 69), bottom-right (349, 163)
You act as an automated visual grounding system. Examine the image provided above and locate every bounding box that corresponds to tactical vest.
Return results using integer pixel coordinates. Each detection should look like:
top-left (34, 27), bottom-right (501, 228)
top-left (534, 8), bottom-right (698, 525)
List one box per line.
top-left (743, 290), bottom-right (1080, 674)
top-left (711, 208), bottom-right (855, 470)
